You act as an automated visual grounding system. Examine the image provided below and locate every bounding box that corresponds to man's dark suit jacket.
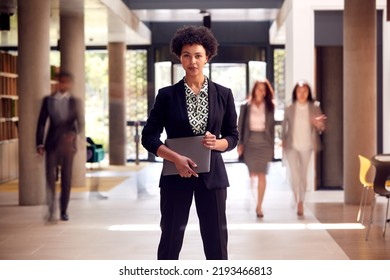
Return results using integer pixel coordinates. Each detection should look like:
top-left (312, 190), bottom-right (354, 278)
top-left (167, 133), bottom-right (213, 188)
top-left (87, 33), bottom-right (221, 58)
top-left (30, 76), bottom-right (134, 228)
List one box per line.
top-left (36, 95), bottom-right (81, 153)
top-left (142, 79), bottom-right (239, 190)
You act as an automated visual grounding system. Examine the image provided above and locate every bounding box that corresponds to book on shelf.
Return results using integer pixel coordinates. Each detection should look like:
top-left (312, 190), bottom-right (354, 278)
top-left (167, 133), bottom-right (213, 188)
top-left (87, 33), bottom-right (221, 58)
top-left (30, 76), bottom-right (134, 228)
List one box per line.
top-left (0, 51), bottom-right (19, 142)
top-left (0, 98), bottom-right (18, 118)
top-left (0, 76), bottom-right (18, 96)
top-left (0, 51), bottom-right (18, 74)
top-left (0, 121), bottom-right (18, 141)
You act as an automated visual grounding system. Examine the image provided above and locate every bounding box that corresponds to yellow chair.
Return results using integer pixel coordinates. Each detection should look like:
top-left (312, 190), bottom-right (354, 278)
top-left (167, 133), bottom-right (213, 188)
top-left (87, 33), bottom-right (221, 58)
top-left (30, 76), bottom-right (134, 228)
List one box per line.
top-left (357, 155), bottom-right (374, 223)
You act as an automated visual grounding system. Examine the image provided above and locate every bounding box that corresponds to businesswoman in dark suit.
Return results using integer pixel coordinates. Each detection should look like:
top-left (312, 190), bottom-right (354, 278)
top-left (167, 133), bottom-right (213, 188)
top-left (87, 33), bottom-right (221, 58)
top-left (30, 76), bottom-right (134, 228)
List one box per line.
top-left (237, 79), bottom-right (275, 218)
top-left (142, 25), bottom-right (238, 260)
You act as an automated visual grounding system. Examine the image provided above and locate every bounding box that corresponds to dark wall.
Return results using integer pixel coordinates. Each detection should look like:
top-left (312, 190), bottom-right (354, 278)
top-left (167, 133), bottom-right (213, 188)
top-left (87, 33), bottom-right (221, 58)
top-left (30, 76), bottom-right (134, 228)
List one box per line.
top-left (315, 11), bottom-right (343, 46)
top-left (150, 21), bottom-right (271, 46)
top-left (316, 46), bottom-right (343, 189)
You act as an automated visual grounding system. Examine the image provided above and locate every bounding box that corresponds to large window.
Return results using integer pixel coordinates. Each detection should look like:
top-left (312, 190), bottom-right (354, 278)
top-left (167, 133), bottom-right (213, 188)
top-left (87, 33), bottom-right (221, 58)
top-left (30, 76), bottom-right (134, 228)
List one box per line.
top-left (125, 50), bottom-right (148, 161)
top-left (273, 48), bottom-right (286, 160)
top-left (248, 61), bottom-right (267, 94)
top-left (85, 51), bottom-right (109, 150)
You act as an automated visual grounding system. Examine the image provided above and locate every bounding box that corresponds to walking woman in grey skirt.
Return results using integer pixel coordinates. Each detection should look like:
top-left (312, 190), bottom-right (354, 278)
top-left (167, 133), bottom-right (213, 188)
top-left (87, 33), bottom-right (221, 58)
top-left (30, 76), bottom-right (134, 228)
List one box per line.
top-left (237, 79), bottom-right (275, 218)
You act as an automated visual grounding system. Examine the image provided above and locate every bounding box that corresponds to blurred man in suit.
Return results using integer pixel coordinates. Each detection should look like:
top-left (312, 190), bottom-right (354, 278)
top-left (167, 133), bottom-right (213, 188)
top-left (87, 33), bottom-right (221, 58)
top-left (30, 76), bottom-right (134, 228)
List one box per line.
top-left (36, 71), bottom-right (83, 222)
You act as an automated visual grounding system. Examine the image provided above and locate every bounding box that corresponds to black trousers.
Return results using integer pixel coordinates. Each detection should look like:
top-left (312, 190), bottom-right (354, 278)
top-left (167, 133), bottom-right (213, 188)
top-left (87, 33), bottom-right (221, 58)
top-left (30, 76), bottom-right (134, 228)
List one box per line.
top-left (157, 178), bottom-right (228, 260)
top-left (45, 148), bottom-right (75, 216)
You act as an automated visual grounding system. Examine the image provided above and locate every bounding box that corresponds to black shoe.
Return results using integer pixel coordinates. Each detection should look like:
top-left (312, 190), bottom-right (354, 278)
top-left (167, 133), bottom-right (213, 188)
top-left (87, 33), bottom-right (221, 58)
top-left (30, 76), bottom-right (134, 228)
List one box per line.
top-left (60, 213), bottom-right (69, 221)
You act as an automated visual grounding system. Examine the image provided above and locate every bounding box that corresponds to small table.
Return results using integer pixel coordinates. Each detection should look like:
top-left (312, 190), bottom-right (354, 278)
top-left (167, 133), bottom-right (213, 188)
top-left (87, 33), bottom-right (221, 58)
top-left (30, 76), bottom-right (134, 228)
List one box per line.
top-left (371, 154), bottom-right (390, 195)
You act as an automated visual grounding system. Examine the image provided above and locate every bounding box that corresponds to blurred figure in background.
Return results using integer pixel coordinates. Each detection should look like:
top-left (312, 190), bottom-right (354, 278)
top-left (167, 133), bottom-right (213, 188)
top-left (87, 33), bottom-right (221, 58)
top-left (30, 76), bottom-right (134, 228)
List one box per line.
top-left (36, 71), bottom-right (83, 222)
top-left (237, 79), bottom-right (275, 218)
top-left (281, 80), bottom-right (326, 216)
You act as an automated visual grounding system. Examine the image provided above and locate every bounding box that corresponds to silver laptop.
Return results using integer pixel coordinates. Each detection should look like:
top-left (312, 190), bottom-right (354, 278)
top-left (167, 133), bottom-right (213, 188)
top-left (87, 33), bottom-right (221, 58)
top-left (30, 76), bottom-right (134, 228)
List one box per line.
top-left (162, 135), bottom-right (211, 176)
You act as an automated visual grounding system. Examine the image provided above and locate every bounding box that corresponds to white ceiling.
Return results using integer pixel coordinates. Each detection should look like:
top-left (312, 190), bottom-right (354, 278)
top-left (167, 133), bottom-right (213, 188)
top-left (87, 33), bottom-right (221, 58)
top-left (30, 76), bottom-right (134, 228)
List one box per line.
top-left (0, 0), bottom-right (281, 47)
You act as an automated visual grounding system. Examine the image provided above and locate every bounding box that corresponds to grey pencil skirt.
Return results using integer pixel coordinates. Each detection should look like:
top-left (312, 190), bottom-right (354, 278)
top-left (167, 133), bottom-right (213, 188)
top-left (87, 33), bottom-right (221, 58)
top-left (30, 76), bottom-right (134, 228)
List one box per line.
top-left (243, 131), bottom-right (273, 173)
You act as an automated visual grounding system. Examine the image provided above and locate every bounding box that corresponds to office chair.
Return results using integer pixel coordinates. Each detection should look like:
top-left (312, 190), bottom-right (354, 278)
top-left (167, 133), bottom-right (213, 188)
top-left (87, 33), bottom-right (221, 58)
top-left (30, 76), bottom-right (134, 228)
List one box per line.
top-left (357, 155), bottom-right (374, 223)
top-left (365, 155), bottom-right (390, 241)
top-left (86, 137), bottom-right (105, 169)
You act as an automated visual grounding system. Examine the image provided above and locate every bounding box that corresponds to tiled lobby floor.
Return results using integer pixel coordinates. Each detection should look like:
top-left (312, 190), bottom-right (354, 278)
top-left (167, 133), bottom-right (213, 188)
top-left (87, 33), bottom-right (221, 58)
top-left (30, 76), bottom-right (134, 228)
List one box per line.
top-left (1, 161), bottom-right (390, 260)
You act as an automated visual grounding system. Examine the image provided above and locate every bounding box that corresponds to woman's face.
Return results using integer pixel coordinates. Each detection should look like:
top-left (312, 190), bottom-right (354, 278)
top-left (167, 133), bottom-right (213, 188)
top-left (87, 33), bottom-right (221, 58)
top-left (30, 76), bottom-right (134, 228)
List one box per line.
top-left (180, 44), bottom-right (208, 78)
top-left (296, 85), bottom-right (309, 104)
top-left (253, 83), bottom-right (266, 103)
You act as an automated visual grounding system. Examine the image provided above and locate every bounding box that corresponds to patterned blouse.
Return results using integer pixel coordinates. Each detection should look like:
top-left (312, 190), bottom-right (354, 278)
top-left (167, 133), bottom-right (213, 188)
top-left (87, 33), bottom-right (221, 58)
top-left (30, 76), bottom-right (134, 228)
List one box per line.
top-left (184, 76), bottom-right (209, 135)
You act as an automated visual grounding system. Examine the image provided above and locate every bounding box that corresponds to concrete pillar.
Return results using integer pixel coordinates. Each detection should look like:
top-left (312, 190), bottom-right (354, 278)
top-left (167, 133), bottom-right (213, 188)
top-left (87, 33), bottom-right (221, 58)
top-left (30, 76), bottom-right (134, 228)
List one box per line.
top-left (108, 42), bottom-right (126, 165)
top-left (17, 0), bottom-right (50, 205)
top-left (59, 0), bottom-right (86, 187)
top-left (343, 0), bottom-right (377, 204)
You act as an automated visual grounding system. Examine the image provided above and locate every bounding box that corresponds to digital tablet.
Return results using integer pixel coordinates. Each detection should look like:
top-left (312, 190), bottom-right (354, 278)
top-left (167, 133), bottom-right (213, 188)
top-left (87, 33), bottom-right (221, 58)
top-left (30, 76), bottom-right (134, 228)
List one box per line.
top-left (162, 135), bottom-right (211, 176)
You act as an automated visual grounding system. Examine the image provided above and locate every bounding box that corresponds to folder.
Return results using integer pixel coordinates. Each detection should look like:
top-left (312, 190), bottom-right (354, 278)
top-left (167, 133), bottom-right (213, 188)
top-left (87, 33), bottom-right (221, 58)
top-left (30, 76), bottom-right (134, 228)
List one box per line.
top-left (162, 135), bottom-right (211, 176)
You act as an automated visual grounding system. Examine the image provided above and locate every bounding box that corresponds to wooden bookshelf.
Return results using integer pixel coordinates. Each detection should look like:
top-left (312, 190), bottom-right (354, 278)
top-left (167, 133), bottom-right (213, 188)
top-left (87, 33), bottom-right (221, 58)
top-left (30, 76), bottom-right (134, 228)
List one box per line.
top-left (0, 51), bottom-right (19, 183)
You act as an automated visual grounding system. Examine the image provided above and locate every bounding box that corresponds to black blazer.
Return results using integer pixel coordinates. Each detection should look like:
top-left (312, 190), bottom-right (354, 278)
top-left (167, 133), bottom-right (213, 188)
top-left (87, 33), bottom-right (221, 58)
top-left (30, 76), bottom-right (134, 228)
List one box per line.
top-left (142, 79), bottom-right (239, 190)
top-left (36, 95), bottom-right (82, 153)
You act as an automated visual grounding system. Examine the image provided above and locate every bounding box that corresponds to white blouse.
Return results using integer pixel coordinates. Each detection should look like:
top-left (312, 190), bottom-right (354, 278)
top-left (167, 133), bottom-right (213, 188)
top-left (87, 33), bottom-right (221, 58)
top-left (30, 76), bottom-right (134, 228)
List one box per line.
top-left (249, 102), bottom-right (266, 132)
top-left (292, 103), bottom-right (312, 151)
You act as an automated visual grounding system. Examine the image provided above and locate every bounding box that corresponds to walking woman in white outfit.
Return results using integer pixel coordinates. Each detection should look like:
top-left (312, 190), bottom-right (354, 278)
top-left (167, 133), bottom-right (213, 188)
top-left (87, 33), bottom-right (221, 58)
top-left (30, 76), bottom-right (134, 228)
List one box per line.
top-left (281, 81), bottom-right (326, 216)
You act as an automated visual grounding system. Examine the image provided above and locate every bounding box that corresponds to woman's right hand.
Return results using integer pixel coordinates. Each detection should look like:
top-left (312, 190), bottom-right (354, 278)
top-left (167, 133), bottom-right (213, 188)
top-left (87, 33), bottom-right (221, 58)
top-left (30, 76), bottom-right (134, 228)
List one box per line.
top-left (156, 144), bottom-right (199, 178)
top-left (174, 155), bottom-right (199, 178)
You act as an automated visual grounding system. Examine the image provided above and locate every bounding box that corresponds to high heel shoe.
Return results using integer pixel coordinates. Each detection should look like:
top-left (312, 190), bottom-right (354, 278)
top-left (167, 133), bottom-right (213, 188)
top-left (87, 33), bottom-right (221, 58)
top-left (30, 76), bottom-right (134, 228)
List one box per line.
top-left (256, 208), bottom-right (264, 218)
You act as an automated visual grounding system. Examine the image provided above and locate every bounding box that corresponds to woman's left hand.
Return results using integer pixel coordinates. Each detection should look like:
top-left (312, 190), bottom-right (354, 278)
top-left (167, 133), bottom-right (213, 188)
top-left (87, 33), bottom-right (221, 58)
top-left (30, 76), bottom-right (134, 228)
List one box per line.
top-left (312, 114), bottom-right (327, 131)
top-left (202, 131), bottom-right (217, 150)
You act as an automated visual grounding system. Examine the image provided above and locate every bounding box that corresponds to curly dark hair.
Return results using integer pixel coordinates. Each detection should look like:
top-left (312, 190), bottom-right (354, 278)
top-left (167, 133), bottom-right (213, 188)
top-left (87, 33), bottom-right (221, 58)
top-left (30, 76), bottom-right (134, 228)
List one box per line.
top-left (170, 25), bottom-right (219, 61)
